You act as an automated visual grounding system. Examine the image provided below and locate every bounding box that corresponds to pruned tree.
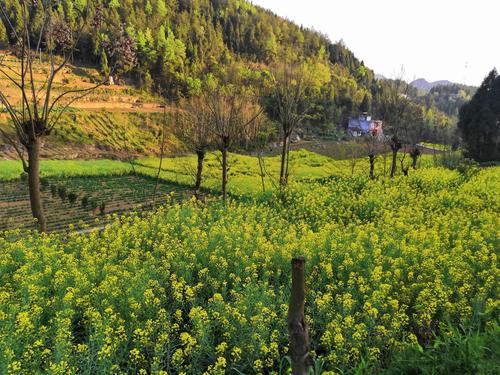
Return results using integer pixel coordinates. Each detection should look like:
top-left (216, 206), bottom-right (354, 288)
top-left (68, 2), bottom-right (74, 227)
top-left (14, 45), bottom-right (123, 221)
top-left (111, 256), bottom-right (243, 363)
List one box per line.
top-left (174, 96), bottom-right (213, 192)
top-left (363, 129), bottom-right (381, 180)
top-left (0, 1), bottom-right (136, 232)
top-left (404, 104), bottom-right (426, 170)
top-left (263, 61), bottom-right (313, 188)
top-left (378, 75), bottom-right (412, 178)
top-left (337, 140), bottom-right (364, 176)
top-left (206, 85), bottom-right (262, 201)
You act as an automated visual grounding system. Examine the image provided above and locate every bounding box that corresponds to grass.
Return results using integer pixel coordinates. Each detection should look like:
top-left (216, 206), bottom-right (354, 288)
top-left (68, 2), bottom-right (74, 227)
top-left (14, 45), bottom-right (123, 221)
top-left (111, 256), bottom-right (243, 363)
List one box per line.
top-left (0, 150), bottom-right (438, 191)
top-left (0, 159), bottom-right (135, 181)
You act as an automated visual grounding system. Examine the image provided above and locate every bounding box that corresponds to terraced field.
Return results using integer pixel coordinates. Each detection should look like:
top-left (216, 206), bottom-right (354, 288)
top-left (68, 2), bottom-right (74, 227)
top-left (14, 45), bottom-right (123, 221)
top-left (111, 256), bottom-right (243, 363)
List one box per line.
top-left (0, 174), bottom-right (190, 232)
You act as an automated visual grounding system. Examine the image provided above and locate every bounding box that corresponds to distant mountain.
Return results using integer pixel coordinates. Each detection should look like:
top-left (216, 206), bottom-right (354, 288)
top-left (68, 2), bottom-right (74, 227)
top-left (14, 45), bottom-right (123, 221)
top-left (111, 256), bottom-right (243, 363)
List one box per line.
top-left (411, 78), bottom-right (454, 92)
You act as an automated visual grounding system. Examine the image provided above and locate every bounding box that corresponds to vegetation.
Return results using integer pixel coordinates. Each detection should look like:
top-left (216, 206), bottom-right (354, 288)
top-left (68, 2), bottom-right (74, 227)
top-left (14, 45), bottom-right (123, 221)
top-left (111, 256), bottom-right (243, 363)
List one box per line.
top-left (0, 0), bottom-right (455, 136)
top-left (458, 69), bottom-right (500, 162)
top-left (0, 161), bottom-right (498, 373)
top-left (0, 173), bottom-right (187, 232)
top-left (0, 1), bottom-right (497, 373)
top-left (0, 0), bottom-right (136, 232)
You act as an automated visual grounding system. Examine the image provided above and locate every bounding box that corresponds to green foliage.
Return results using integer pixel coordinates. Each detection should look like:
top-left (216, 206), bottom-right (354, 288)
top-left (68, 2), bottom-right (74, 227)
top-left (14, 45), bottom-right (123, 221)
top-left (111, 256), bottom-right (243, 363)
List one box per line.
top-left (458, 69), bottom-right (500, 162)
top-left (0, 0), bottom-right (384, 126)
top-left (385, 325), bottom-right (500, 375)
top-left (100, 49), bottom-right (110, 77)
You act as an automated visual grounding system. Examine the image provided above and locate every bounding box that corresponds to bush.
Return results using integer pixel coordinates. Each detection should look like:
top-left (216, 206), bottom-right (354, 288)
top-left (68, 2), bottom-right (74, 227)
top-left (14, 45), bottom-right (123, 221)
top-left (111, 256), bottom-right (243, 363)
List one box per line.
top-left (89, 199), bottom-right (98, 211)
top-left (81, 195), bottom-right (89, 208)
top-left (99, 202), bottom-right (106, 215)
top-left (57, 186), bottom-right (67, 201)
top-left (67, 192), bottom-right (78, 205)
top-left (385, 325), bottom-right (500, 374)
top-left (434, 150), bottom-right (463, 169)
top-left (40, 177), bottom-right (49, 191)
top-left (456, 158), bottom-right (480, 179)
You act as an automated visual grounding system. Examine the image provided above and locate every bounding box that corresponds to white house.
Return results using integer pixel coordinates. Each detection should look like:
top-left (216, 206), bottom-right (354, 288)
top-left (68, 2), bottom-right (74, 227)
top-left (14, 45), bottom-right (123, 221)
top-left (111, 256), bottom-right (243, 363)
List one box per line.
top-left (348, 113), bottom-right (383, 137)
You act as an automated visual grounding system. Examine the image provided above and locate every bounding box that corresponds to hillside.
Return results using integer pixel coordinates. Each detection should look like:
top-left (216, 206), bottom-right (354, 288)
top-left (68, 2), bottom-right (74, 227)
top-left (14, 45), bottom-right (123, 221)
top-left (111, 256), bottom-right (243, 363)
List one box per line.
top-left (0, 0), bottom-right (380, 130)
top-left (0, 0), bottom-right (457, 158)
top-left (408, 79), bottom-right (477, 118)
top-left (410, 78), bottom-right (454, 92)
top-left (0, 52), bottom-right (185, 159)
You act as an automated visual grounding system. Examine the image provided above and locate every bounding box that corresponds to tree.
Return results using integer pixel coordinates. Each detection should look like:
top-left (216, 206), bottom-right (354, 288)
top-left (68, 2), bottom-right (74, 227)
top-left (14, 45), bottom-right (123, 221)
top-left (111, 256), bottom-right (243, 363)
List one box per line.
top-left (458, 69), bottom-right (500, 162)
top-left (360, 93), bottom-right (371, 113)
top-left (174, 97), bottom-right (213, 192)
top-left (404, 105), bottom-right (426, 170)
top-left (100, 49), bottom-right (110, 78)
top-left (378, 78), bottom-right (412, 177)
top-left (206, 84), bottom-right (262, 201)
top-left (363, 129), bottom-right (381, 180)
top-left (263, 61), bottom-right (313, 187)
top-left (0, 1), bottom-right (135, 232)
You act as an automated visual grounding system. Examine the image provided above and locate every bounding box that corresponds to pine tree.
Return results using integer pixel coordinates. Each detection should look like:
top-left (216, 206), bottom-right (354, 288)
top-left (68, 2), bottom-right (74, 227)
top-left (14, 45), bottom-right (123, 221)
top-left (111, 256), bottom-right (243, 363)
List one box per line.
top-left (360, 94), bottom-right (371, 113)
top-left (100, 50), bottom-right (110, 78)
top-left (458, 69), bottom-right (500, 162)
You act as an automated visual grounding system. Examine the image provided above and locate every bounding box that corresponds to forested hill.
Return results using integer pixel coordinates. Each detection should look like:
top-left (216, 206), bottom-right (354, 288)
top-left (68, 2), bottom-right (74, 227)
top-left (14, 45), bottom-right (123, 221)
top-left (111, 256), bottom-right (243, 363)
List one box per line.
top-left (0, 0), bottom-right (378, 121)
top-left (0, 0), bottom-right (456, 135)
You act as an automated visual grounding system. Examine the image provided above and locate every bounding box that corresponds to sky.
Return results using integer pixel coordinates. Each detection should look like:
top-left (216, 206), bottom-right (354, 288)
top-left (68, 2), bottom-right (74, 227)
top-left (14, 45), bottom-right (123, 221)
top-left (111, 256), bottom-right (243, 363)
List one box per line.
top-left (250, 0), bottom-right (499, 87)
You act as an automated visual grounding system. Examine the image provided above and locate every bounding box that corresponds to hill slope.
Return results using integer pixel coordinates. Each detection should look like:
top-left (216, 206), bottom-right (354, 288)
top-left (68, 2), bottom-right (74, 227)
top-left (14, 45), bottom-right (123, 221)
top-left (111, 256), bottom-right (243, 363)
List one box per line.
top-left (411, 78), bottom-right (454, 92)
top-left (0, 53), bottom-right (183, 159)
top-left (0, 0), bottom-right (378, 126)
top-left (0, 0), bottom-right (456, 157)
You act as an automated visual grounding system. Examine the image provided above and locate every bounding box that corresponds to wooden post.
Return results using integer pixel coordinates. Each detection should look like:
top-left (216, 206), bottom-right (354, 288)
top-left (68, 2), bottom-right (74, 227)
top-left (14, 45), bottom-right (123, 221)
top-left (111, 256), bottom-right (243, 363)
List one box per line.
top-left (288, 257), bottom-right (311, 375)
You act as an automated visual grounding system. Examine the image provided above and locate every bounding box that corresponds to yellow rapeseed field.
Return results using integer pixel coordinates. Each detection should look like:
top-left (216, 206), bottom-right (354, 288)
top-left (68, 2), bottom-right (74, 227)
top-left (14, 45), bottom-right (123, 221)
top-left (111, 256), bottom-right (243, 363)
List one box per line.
top-left (0, 164), bottom-right (498, 374)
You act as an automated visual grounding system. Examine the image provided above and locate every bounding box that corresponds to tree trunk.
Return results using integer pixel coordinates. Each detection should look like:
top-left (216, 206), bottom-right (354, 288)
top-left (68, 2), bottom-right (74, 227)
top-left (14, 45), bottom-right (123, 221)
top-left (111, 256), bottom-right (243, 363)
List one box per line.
top-left (27, 139), bottom-right (47, 232)
top-left (369, 154), bottom-right (376, 180)
top-left (284, 138), bottom-right (291, 185)
top-left (280, 134), bottom-right (289, 188)
top-left (390, 148), bottom-right (398, 178)
top-left (221, 146), bottom-right (228, 201)
top-left (410, 147), bottom-right (421, 169)
top-left (288, 257), bottom-right (311, 375)
top-left (411, 154), bottom-right (418, 169)
top-left (257, 153), bottom-right (266, 192)
top-left (195, 150), bottom-right (205, 191)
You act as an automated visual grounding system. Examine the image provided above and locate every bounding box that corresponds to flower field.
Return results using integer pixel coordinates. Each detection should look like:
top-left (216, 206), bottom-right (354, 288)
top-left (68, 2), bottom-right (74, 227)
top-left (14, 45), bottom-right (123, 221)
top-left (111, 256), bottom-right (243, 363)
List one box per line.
top-left (0, 159), bottom-right (498, 373)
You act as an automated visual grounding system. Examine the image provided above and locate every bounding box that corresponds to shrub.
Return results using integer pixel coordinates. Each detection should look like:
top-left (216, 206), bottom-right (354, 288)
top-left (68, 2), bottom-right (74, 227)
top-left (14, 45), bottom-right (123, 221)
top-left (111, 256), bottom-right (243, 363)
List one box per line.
top-left (67, 192), bottom-right (78, 205)
top-left (81, 195), bottom-right (89, 208)
top-left (57, 186), bottom-right (67, 201)
top-left (99, 202), bottom-right (106, 215)
top-left (50, 184), bottom-right (57, 197)
top-left (40, 177), bottom-right (49, 191)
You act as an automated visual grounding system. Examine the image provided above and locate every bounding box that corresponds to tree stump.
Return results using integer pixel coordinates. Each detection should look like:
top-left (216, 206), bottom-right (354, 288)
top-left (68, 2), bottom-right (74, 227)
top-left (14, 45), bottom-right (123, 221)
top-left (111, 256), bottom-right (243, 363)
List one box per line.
top-left (288, 257), bottom-right (312, 375)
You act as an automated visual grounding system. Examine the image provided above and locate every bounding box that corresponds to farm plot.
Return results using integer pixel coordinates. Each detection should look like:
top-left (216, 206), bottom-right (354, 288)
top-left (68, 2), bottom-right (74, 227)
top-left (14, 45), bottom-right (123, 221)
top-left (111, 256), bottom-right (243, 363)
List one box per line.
top-left (0, 174), bottom-right (189, 232)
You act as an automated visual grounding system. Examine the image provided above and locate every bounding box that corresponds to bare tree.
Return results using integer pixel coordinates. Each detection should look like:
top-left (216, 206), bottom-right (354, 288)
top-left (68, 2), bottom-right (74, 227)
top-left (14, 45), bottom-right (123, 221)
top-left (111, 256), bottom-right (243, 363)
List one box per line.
top-left (263, 62), bottom-right (312, 188)
top-left (206, 86), bottom-right (262, 201)
top-left (395, 99), bottom-right (426, 175)
top-left (378, 74), bottom-right (412, 178)
top-left (0, 2), bottom-right (135, 232)
top-left (338, 140), bottom-right (363, 176)
top-left (174, 97), bottom-right (213, 192)
top-left (405, 104), bottom-right (426, 170)
top-left (363, 130), bottom-right (381, 180)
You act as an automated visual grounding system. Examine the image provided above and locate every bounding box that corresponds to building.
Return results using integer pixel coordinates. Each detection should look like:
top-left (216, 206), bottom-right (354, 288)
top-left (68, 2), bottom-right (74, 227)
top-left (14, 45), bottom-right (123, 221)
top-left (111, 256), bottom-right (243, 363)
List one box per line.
top-left (348, 113), bottom-right (383, 137)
